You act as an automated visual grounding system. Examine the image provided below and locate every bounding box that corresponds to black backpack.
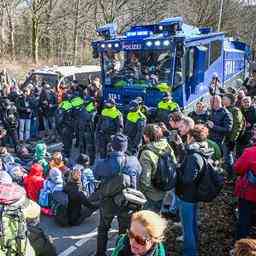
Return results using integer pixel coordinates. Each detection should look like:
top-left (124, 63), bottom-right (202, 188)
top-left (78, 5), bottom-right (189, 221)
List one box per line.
top-left (27, 224), bottom-right (57, 256)
top-left (152, 151), bottom-right (177, 191)
top-left (195, 154), bottom-right (224, 202)
top-left (52, 191), bottom-right (69, 227)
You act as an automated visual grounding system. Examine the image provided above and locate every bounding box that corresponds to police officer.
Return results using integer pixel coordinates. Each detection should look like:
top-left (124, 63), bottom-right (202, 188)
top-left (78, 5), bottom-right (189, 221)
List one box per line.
top-left (78, 97), bottom-right (97, 164)
top-left (124, 100), bottom-right (146, 156)
top-left (135, 96), bottom-right (150, 118)
top-left (157, 92), bottom-right (180, 124)
top-left (58, 94), bottom-right (74, 158)
top-left (70, 80), bottom-right (84, 147)
top-left (95, 98), bottom-right (123, 159)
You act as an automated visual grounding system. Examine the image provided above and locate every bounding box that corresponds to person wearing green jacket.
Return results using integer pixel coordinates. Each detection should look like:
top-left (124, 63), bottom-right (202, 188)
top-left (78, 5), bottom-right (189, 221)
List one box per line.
top-left (222, 94), bottom-right (245, 176)
top-left (139, 124), bottom-right (176, 212)
top-left (111, 210), bottom-right (167, 256)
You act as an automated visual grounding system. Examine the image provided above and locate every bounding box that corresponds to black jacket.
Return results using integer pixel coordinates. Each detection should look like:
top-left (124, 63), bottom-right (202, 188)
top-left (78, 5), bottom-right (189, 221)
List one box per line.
top-left (176, 142), bottom-right (213, 203)
top-left (242, 106), bottom-right (256, 130)
top-left (39, 89), bottom-right (57, 116)
top-left (16, 95), bottom-right (33, 119)
top-left (209, 107), bottom-right (233, 144)
top-left (63, 181), bottom-right (93, 226)
top-left (188, 110), bottom-right (210, 124)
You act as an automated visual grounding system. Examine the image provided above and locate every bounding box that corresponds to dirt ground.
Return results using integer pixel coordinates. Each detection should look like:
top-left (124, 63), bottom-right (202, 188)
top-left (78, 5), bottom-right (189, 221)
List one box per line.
top-left (165, 182), bottom-right (237, 256)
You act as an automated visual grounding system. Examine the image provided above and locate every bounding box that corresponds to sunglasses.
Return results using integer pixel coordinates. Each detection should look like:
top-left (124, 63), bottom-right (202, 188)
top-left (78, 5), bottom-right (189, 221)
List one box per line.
top-left (127, 230), bottom-right (149, 246)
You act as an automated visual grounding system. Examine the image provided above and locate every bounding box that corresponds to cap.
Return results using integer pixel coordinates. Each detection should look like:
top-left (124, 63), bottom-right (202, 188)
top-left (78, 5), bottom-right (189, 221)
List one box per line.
top-left (135, 97), bottom-right (144, 104)
top-left (128, 100), bottom-right (139, 112)
top-left (111, 133), bottom-right (128, 152)
top-left (104, 98), bottom-right (116, 108)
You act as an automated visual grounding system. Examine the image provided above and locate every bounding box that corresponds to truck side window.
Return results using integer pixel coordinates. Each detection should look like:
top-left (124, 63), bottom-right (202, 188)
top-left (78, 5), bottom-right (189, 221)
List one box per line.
top-left (210, 40), bottom-right (222, 64)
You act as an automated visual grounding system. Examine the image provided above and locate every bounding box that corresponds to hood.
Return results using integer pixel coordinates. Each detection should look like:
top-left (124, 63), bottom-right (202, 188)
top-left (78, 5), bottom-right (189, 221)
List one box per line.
top-left (34, 143), bottom-right (47, 160)
top-left (145, 139), bottom-right (171, 154)
top-left (186, 142), bottom-right (213, 158)
top-left (29, 163), bottom-right (43, 177)
top-left (49, 168), bottom-right (63, 184)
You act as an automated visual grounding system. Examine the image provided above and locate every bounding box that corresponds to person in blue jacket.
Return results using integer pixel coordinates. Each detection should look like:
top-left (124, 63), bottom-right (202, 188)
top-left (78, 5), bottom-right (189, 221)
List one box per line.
top-left (93, 133), bottom-right (142, 256)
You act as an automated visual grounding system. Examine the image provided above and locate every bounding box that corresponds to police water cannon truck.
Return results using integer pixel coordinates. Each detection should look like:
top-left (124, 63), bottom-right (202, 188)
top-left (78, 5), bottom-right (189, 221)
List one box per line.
top-left (92, 17), bottom-right (251, 110)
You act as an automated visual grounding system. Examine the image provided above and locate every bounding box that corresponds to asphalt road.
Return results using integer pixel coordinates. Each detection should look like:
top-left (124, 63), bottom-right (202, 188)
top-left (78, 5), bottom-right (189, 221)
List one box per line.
top-left (40, 212), bottom-right (118, 256)
top-left (40, 142), bottom-right (119, 256)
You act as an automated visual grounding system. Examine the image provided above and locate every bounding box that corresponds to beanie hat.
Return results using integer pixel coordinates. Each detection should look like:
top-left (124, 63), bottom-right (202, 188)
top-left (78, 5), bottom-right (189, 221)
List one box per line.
top-left (104, 98), bottom-right (116, 108)
top-left (111, 133), bottom-right (128, 152)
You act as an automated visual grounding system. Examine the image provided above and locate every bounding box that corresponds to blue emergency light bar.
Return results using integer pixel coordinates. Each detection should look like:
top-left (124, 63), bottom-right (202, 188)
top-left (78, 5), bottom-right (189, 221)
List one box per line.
top-left (96, 23), bottom-right (118, 40)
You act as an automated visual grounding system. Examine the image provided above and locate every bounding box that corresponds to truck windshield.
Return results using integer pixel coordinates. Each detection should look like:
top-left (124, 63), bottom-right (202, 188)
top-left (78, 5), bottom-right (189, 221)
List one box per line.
top-left (102, 50), bottom-right (172, 88)
top-left (25, 73), bottom-right (59, 87)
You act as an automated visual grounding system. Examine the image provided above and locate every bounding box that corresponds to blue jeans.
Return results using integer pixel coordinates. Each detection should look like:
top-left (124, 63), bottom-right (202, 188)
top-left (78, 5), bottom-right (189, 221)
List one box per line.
top-left (30, 117), bottom-right (39, 138)
top-left (19, 119), bottom-right (31, 141)
top-left (221, 143), bottom-right (234, 176)
top-left (43, 116), bottom-right (56, 131)
top-left (177, 197), bottom-right (198, 256)
top-left (237, 198), bottom-right (256, 240)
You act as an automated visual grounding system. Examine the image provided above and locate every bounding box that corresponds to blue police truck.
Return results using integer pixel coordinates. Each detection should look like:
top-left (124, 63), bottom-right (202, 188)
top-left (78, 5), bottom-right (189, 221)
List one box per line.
top-left (92, 17), bottom-right (251, 110)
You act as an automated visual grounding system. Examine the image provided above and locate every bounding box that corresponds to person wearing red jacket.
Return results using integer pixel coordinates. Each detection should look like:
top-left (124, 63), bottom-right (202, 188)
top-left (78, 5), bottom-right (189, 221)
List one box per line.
top-left (234, 145), bottom-right (256, 240)
top-left (23, 163), bottom-right (44, 202)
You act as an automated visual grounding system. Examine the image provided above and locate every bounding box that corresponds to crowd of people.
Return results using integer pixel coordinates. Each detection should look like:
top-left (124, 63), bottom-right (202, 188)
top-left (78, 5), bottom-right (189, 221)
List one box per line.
top-left (0, 68), bottom-right (256, 256)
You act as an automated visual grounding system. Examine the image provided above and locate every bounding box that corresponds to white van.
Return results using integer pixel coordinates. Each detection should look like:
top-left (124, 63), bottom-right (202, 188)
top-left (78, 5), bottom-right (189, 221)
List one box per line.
top-left (23, 65), bottom-right (101, 88)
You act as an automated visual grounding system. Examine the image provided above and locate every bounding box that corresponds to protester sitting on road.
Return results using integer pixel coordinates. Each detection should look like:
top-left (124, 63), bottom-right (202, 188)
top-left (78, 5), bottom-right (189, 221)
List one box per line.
top-left (34, 143), bottom-right (49, 176)
top-left (234, 239), bottom-right (256, 256)
top-left (111, 210), bottom-right (167, 256)
top-left (74, 154), bottom-right (97, 196)
top-left (139, 124), bottom-right (176, 212)
top-left (49, 152), bottom-right (66, 173)
top-left (176, 124), bottom-right (213, 256)
top-left (38, 167), bottom-right (63, 209)
top-left (63, 168), bottom-right (97, 226)
top-left (24, 163), bottom-right (44, 202)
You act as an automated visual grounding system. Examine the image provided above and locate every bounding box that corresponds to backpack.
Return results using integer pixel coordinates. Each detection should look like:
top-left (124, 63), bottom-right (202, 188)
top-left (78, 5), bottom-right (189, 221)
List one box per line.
top-left (51, 191), bottom-right (69, 227)
top-left (99, 157), bottom-right (146, 210)
top-left (0, 183), bottom-right (35, 256)
top-left (151, 151), bottom-right (177, 191)
top-left (27, 225), bottom-right (57, 256)
top-left (195, 154), bottom-right (224, 202)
